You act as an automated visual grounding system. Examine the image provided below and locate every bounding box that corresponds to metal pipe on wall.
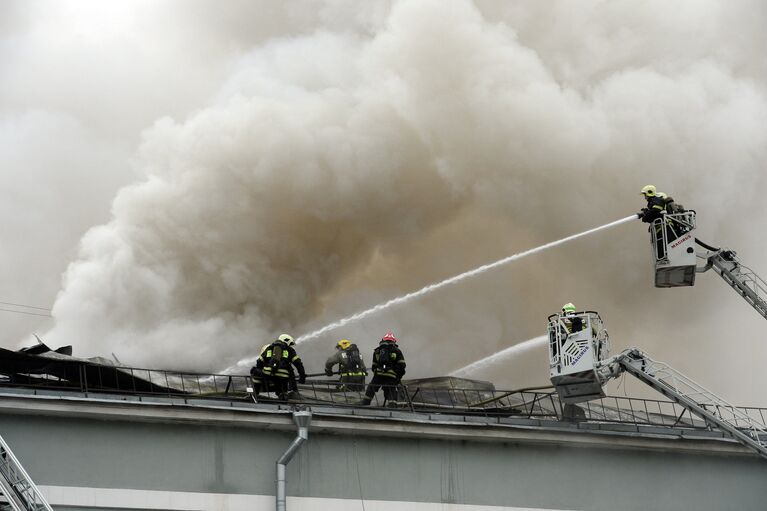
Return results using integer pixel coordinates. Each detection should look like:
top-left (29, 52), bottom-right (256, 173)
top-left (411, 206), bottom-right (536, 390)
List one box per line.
top-left (276, 408), bottom-right (312, 511)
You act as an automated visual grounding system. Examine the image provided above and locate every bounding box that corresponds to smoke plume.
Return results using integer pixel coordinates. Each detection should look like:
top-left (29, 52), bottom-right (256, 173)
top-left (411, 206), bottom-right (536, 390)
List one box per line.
top-left (5, 1), bottom-right (767, 404)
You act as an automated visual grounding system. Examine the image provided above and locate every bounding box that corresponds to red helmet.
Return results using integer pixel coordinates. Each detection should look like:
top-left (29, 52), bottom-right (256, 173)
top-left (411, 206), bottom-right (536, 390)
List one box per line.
top-left (381, 331), bottom-right (397, 342)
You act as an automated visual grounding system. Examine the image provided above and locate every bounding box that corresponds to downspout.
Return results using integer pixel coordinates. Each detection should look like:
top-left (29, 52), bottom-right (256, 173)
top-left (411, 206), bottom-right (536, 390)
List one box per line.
top-left (276, 408), bottom-right (312, 511)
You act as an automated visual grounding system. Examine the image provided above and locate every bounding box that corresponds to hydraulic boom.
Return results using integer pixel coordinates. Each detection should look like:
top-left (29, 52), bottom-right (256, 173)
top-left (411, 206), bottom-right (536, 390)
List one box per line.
top-left (695, 240), bottom-right (767, 322)
top-left (0, 434), bottom-right (54, 511)
top-left (597, 348), bottom-right (767, 459)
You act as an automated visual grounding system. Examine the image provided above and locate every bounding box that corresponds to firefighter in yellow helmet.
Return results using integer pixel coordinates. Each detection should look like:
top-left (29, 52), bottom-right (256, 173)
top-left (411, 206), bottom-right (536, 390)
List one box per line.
top-left (638, 185), bottom-right (671, 224)
top-left (638, 185), bottom-right (684, 258)
top-left (560, 303), bottom-right (584, 334)
top-left (325, 339), bottom-right (367, 391)
top-left (255, 334), bottom-right (306, 400)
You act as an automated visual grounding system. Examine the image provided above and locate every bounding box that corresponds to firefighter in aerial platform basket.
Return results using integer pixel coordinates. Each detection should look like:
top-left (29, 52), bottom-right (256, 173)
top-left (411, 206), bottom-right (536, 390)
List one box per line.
top-left (561, 302), bottom-right (598, 337)
top-left (551, 303), bottom-right (576, 361)
top-left (637, 184), bottom-right (687, 258)
top-left (362, 331), bottom-right (406, 406)
top-left (255, 334), bottom-right (306, 400)
top-left (552, 303), bottom-right (604, 360)
top-left (551, 303), bottom-right (585, 360)
top-left (638, 184), bottom-right (672, 224)
top-left (560, 302), bottom-right (583, 333)
top-left (325, 339), bottom-right (368, 392)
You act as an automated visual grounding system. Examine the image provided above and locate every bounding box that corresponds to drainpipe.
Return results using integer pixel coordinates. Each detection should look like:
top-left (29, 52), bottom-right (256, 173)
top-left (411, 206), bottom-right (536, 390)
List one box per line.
top-left (276, 408), bottom-right (312, 511)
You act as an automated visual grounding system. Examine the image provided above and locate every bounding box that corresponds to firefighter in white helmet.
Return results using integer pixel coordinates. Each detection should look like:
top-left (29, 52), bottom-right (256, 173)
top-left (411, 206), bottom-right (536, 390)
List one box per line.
top-left (255, 334), bottom-right (306, 400)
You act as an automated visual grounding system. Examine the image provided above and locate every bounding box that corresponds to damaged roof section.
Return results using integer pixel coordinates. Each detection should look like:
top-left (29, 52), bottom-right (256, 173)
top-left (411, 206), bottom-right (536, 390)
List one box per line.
top-left (0, 343), bottom-right (727, 434)
top-left (0, 342), bottom-right (179, 395)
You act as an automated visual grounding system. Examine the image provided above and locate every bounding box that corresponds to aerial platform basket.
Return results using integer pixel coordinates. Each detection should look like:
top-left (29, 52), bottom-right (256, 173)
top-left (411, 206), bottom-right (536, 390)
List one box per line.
top-left (651, 211), bottom-right (697, 288)
top-left (548, 311), bottom-right (610, 404)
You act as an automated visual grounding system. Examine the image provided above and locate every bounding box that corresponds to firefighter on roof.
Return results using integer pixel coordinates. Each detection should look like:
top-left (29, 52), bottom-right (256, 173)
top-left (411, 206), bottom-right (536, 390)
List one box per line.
top-left (255, 333), bottom-right (306, 400)
top-left (362, 331), bottom-right (406, 406)
top-left (325, 339), bottom-right (368, 391)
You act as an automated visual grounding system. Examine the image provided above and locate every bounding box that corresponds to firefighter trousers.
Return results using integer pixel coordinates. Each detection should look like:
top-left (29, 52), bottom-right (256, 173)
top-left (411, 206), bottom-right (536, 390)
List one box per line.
top-left (264, 376), bottom-right (296, 399)
top-left (364, 374), bottom-right (400, 403)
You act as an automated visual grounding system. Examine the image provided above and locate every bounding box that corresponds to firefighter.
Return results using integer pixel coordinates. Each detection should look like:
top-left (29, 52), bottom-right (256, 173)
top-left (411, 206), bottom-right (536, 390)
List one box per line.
top-left (561, 303), bottom-right (584, 334)
top-left (638, 185), bottom-right (675, 224)
top-left (638, 185), bottom-right (680, 258)
top-left (257, 334), bottom-right (306, 400)
top-left (325, 339), bottom-right (367, 392)
top-left (362, 332), bottom-right (406, 406)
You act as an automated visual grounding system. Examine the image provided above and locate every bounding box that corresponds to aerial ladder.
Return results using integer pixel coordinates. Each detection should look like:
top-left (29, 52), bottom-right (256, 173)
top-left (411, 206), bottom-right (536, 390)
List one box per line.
top-left (0, 434), bottom-right (53, 511)
top-left (548, 310), bottom-right (767, 459)
top-left (649, 210), bottom-right (767, 321)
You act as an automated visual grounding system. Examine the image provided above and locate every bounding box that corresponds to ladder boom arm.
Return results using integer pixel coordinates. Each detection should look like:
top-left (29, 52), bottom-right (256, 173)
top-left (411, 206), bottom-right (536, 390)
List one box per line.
top-left (696, 240), bottom-right (767, 321)
top-left (598, 348), bottom-right (767, 459)
top-left (0, 434), bottom-right (54, 510)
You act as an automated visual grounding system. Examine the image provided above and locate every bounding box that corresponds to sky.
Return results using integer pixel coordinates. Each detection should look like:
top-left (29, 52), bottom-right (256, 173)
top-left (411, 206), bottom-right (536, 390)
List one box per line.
top-left (1, 0), bottom-right (766, 405)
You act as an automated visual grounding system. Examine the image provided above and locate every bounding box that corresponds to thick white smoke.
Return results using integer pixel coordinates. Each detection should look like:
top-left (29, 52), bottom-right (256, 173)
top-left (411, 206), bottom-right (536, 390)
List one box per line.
top-left (5, 1), bottom-right (767, 404)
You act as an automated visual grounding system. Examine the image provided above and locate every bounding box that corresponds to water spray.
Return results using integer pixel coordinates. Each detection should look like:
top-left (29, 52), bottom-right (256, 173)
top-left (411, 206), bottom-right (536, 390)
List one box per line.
top-left (229, 214), bottom-right (635, 371)
top-left (298, 215), bottom-right (635, 341)
top-left (449, 335), bottom-right (548, 377)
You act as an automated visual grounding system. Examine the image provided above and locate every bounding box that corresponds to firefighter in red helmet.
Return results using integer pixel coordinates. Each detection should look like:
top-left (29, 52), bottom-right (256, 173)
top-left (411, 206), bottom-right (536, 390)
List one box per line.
top-left (362, 331), bottom-right (406, 406)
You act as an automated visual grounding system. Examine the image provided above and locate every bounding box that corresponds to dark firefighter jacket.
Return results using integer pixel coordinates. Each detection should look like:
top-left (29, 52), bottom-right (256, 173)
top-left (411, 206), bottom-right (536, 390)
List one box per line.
top-left (640, 194), bottom-right (675, 224)
top-left (325, 344), bottom-right (367, 377)
top-left (256, 341), bottom-right (306, 381)
top-left (371, 340), bottom-right (406, 379)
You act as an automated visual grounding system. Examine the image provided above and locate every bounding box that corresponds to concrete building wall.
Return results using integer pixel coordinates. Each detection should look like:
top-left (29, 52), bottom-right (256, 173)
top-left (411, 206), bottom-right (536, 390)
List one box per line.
top-left (0, 394), bottom-right (765, 510)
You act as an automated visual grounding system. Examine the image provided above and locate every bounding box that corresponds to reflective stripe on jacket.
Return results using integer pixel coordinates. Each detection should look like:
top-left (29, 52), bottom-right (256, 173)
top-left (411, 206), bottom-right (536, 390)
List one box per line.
top-left (258, 341), bottom-right (305, 380)
top-left (325, 345), bottom-right (367, 377)
top-left (371, 342), bottom-right (406, 379)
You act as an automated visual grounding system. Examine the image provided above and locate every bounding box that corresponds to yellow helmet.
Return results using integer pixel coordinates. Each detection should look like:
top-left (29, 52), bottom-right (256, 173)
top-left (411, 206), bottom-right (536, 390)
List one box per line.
top-left (562, 303), bottom-right (577, 314)
top-left (336, 339), bottom-right (352, 350)
top-left (640, 185), bottom-right (656, 197)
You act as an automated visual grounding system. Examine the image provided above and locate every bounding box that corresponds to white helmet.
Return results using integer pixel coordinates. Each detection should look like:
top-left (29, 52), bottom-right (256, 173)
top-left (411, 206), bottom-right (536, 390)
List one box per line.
top-left (277, 333), bottom-right (295, 346)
